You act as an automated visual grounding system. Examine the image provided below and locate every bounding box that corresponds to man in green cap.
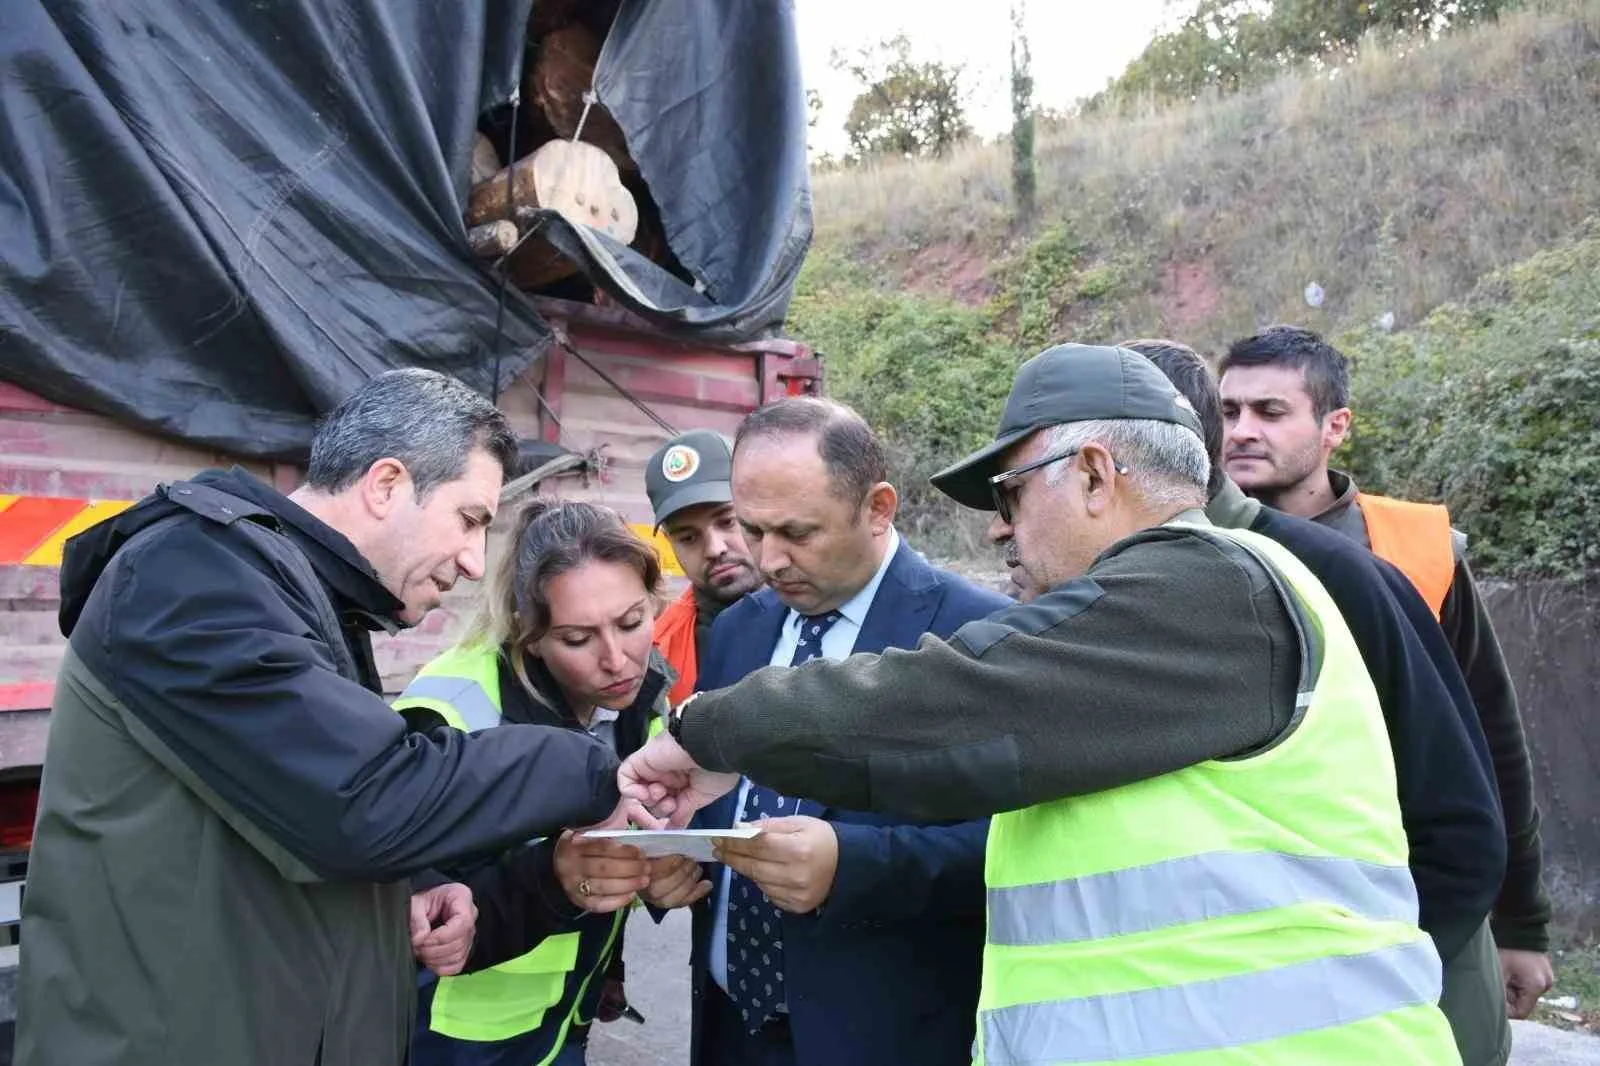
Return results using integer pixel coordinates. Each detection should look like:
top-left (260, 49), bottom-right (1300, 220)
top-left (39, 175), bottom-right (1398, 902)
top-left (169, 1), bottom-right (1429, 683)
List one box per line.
top-left (620, 343), bottom-right (1463, 1065)
top-left (645, 429), bottom-right (763, 705)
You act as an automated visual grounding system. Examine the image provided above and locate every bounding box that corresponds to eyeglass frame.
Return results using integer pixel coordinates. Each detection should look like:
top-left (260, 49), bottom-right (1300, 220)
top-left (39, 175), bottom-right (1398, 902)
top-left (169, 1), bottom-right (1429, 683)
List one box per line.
top-left (987, 447), bottom-right (1129, 524)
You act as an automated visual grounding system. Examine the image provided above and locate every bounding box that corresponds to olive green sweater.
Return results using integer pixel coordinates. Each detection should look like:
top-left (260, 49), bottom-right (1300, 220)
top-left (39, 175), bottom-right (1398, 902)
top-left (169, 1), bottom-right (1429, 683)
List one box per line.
top-left (680, 518), bottom-right (1301, 820)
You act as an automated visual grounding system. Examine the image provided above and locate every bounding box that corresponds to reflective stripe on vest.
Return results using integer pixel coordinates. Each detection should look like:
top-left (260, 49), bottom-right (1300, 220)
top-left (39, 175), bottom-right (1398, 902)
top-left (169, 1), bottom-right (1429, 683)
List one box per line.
top-left (976, 523), bottom-right (1459, 1066)
top-left (400, 673), bottom-right (501, 730)
top-left (984, 939), bottom-right (1442, 1065)
top-left (987, 849), bottom-right (1418, 946)
top-left (1357, 492), bottom-right (1455, 618)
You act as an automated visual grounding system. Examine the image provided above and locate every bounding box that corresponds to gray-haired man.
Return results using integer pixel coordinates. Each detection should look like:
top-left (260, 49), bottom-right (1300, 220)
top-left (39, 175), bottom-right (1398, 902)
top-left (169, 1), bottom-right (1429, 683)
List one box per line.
top-left (19, 369), bottom-right (644, 1066)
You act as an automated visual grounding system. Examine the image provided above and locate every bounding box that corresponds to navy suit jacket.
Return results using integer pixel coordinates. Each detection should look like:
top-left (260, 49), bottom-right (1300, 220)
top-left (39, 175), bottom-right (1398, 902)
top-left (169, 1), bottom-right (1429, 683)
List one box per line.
top-left (687, 539), bottom-right (1009, 1066)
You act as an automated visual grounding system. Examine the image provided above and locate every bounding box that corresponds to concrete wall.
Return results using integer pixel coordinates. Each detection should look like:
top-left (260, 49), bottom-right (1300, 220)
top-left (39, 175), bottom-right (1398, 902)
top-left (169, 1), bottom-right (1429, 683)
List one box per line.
top-left (1482, 578), bottom-right (1600, 935)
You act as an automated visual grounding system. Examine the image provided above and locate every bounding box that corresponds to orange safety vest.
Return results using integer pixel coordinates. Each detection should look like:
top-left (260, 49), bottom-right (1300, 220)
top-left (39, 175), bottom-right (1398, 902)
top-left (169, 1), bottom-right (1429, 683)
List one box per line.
top-left (1356, 492), bottom-right (1456, 618)
top-left (653, 586), bottom-right (699, 705)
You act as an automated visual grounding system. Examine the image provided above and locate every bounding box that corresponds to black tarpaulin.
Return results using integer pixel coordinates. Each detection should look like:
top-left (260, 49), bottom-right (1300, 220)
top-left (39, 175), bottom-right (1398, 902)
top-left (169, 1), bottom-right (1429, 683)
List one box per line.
top-left (0, 0), bottom-right (812, 459)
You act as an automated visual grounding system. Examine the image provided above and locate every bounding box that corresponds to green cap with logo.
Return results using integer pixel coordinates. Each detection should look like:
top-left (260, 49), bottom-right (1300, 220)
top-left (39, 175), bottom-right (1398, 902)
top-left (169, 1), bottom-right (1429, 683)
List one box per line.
top-left (931, 343), bottom-right (1204, 510)
top-left (645, 429), bottom-right (736, 529)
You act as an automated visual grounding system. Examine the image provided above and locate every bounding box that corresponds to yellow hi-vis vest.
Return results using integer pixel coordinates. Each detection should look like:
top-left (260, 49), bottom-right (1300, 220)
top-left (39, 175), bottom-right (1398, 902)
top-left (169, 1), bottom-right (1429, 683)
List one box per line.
top-left (395, 643), bottom-right (646, 1051)
top-left (977, 524), bottom-right (1461, 1066)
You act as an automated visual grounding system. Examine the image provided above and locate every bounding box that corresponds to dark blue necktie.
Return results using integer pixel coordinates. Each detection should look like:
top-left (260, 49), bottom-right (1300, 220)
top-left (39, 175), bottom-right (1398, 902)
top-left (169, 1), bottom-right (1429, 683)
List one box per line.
top-left (724, 609), bottom-right (844, 1030)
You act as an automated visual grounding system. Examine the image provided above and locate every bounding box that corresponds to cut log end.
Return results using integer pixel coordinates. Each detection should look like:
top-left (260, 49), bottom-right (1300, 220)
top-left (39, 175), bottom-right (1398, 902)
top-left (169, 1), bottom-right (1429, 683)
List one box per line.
top-left (467, 220), bottom-right (519, 259)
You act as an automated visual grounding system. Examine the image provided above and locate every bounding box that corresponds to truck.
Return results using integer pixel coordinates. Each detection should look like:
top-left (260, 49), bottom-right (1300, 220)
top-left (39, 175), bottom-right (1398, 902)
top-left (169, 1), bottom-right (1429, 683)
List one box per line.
top-left (0, 0), bottom-right (816, 1050)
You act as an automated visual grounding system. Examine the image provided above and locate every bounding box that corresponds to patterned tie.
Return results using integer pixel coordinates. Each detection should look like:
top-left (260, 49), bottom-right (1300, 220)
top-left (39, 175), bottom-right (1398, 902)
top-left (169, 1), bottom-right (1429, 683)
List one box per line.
top-left (724, 609), bottom-right (844, 1030)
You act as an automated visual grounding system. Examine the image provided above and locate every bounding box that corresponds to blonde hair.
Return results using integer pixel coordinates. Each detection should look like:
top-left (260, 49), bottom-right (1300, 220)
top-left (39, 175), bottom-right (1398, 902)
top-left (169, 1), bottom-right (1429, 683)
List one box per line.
top-left (464, 498), bottom-right (665, 699)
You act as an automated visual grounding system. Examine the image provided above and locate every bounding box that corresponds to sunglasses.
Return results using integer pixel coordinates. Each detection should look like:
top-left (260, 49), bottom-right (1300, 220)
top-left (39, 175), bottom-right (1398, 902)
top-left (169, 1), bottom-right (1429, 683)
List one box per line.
top-left (988, 448), bottom-right (1128, 525)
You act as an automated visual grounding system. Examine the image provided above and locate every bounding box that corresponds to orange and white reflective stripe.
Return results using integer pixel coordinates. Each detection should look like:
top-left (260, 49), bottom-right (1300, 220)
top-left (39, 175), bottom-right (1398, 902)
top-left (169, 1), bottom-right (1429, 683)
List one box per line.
top-left (0, 495), bottom-right (133, 567)
top-left (0, 496), bottom-right (684, 576)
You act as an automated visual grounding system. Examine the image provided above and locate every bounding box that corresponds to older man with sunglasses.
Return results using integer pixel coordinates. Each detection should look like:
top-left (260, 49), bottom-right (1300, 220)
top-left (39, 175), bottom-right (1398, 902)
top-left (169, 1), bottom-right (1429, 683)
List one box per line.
top-left (623, 343), bottom-right (1460, 1065)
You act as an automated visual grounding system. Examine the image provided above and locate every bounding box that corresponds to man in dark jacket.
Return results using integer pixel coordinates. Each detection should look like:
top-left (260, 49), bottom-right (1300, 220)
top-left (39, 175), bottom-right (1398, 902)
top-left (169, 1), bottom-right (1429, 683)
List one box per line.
top-left (17, 369), bottom-right (641, 1066)
top-left (1128, 338), bottom-right (1511, 1066)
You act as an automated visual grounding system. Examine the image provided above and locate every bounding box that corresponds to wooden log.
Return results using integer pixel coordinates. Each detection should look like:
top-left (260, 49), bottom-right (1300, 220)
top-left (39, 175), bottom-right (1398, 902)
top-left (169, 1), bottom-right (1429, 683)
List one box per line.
top-left (465, 156), bottom-right (540, 227)
top-left (527, 24), bottom-right (634, 174)
top-left (527, 0), bottom-right (605, 40)
top-left (466, 220), bottom-right (518, 259)
top-left (467, 141), bottom-right (637, 241)
top-left (470, 134), bottom-right (502, 185)
top-left (529, 140), bottom-right (638, 244)
top-left (465, 141), bottom-right (640, 290)
top-left (506, 241), bottom-right (581, 291)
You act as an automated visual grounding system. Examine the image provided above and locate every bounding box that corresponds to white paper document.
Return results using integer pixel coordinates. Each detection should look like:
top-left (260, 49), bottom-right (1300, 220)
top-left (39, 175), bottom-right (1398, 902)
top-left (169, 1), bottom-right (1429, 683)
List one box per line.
top-left (577, 826), bottom-right (762, 861)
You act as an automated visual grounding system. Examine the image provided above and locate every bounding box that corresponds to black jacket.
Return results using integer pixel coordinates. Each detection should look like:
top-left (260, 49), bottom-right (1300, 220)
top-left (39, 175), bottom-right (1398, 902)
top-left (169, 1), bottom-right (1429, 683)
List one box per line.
top-left (1316, 470), bottom-right (1549, 952)
top-left (1208, 484), bottom-right (1509, 959)
top-left (58, 468), bottom-right (625, 878)
top-left (22, 468), bottom-right (627, 1066)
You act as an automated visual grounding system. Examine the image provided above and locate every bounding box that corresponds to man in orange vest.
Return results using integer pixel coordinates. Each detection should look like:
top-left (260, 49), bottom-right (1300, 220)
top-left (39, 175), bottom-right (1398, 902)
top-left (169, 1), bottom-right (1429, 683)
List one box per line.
top-left (1218, 325), bottom-right (1555, 1045)
top-left (645, 430), bottom-right (763, 704)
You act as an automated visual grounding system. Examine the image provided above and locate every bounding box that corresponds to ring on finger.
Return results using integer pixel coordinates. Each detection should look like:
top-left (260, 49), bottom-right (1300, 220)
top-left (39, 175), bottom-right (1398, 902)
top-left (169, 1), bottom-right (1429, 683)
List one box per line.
top-left (578, 879), bottom-right (592, 897)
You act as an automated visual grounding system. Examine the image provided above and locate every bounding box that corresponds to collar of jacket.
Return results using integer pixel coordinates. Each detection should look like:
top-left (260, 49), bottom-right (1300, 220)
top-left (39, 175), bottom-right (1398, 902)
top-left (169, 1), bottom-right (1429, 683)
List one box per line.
top-left (1205, 476), bottom-right (1263, 530)
top-left (201, 467), bottom-right (406, 625)
top-left (1315, 468), bottom-right (1361, 523)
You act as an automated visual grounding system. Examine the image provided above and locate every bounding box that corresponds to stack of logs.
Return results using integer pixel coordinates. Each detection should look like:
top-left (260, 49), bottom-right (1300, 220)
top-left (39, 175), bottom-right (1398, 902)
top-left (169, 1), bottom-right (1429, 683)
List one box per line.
top-left (464, 0), bottom-right (681, 295)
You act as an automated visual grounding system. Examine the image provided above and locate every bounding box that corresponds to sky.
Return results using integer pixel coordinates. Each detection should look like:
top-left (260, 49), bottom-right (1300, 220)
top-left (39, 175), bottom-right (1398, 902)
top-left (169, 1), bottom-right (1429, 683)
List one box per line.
top-left (795, 0), bottom-right (1180, 156)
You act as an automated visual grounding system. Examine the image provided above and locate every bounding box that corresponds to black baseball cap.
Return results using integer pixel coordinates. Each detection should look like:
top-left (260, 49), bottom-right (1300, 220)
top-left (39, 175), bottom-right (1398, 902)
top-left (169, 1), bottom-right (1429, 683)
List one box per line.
top-left (931, 343), bottom-right (1204, 510)
top-left (645, 430), bottom-right (735, 529)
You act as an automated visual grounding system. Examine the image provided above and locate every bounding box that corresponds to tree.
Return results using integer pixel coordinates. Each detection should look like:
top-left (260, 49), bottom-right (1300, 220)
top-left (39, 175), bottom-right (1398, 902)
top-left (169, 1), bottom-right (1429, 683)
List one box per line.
top-left (1100, 0), bottom-right (1519, 104)
top-left (834, 35), bottom-right (972, 160)
top-left (1011, 1), bottom-right (1036, 222)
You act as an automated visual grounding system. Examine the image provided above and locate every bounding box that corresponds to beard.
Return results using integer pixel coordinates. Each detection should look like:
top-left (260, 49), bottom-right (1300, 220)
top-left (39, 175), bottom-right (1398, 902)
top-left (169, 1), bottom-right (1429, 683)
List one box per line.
top-left (701, 556), bottom-right (759, 602)
top-left (1226, 436), bottom-right (1325, 505)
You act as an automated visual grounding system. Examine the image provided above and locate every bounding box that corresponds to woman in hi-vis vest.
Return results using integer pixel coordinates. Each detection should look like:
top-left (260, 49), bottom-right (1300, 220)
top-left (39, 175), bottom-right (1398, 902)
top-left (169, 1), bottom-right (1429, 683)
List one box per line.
top-left (396, 499), bottom-right (713, 1066)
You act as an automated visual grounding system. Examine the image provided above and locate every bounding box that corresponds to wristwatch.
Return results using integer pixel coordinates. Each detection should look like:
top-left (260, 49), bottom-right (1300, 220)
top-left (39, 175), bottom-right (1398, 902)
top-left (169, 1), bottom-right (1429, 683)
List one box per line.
top-left (667, 691), bottom-right (701, 742)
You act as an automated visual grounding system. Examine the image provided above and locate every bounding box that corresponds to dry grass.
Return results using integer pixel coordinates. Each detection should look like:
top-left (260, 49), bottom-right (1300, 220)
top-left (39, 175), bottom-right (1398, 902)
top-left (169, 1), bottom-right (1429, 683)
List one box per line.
top-left (809, 0), bottom-right (1600, 352)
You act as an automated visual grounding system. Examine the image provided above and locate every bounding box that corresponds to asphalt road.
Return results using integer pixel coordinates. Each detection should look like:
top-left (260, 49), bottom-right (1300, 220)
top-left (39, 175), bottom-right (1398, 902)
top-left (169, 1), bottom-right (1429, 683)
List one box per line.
top-left (590, 907), bottom-right (1600, 1066)
top-left (589, 908), bottom-right (692, 1066)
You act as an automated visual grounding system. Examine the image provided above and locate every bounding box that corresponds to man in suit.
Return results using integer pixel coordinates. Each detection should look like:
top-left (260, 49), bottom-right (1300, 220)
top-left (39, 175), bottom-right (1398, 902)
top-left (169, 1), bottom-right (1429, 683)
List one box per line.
top-left (687, 397), bottom-right (1009, 1066)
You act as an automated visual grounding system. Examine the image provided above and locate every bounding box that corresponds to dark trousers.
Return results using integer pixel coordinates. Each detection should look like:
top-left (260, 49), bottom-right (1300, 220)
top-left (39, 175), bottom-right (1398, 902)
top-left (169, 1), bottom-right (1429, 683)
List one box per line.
top-left (702, 982), bottom-right (796, 1066)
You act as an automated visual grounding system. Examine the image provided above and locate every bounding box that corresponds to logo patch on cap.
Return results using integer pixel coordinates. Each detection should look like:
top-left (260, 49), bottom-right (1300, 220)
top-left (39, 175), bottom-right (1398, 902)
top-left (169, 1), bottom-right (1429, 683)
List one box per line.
top-left (661, 445), bottom-right (700, 483)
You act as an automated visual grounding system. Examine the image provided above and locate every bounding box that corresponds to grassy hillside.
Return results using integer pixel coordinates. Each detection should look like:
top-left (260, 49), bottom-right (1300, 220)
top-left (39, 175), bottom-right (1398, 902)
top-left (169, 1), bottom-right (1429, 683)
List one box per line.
top-left (791, 0), bottom-right (1600, 567)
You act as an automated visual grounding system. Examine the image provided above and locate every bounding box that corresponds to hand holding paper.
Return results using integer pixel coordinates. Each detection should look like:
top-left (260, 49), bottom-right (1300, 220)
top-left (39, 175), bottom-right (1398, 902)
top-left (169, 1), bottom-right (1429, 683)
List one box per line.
top-left (640, 853), bottom-right (713, 909)
top-left (715, 815), bottom-right (839, 913)
top-left (553, 829), bottom-right (650, 913)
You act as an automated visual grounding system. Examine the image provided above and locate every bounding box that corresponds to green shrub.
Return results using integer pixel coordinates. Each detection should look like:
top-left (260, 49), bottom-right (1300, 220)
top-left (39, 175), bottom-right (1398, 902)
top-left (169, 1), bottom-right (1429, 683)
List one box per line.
top-left (789, 252), bottom-right (1023, 558)
top-left (1343, 224), bottom-right (1600, 577)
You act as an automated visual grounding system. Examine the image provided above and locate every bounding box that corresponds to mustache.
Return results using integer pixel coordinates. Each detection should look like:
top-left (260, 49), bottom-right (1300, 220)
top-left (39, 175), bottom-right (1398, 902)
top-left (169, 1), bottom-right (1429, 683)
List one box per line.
top-left (702, 554), bottom-right (751, 578)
